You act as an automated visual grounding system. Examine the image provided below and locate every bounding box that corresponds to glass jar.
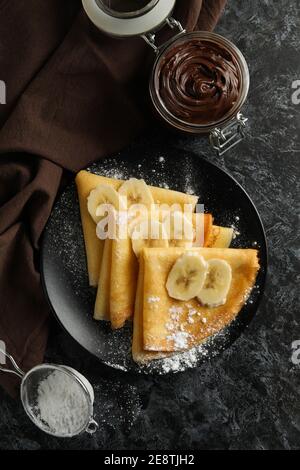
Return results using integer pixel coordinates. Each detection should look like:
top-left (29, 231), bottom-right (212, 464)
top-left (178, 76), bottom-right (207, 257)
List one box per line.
top-left (82, 0), bottom-right (250, 155)
top-left (83, 0), bottom-right (175, 36)
top-left (149, 31), bottom-right (249, 154)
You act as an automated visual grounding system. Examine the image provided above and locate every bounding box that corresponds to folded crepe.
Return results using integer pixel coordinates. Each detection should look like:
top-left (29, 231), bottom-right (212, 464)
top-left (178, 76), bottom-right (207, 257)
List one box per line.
top-left (193, 213), bottom-right (212, 247)
top-left (139, 247), bottom-right (259, 354)
top-left (76, 171), bottom-right (119, 287)
top-left (94, 238), bottom-right (112, 321)
top-left (109, 236), bottom-right (138, 329)
top-left (75, 170), bottom-right (199, 287)
top-left (94, 235), bottom-right (138, 328)
top-left (132, 255), bottom-right (170, 364)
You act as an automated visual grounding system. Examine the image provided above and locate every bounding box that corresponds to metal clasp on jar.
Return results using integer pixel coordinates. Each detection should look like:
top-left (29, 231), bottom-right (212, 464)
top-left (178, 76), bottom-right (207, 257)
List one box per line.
top-left (142, 17), bottom-right (185, 53)
top-left (209, 112), bottom-right (248, 156)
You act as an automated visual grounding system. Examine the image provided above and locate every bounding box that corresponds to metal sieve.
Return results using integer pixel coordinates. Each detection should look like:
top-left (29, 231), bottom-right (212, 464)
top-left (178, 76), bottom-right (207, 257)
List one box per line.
top-left (0, 349), bottom-right (98, 438)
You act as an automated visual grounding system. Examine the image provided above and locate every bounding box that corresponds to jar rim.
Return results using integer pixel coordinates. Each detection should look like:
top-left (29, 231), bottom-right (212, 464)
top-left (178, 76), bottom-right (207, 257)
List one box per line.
top-left (95, 0), bottom-right (159, 19)
top-left (150, 31), bottom-right (250, 133)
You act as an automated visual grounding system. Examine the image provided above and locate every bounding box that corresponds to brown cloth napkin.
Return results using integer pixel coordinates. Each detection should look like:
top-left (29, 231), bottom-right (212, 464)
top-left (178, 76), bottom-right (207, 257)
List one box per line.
top-left (0, 0), bottom-right (226, 395)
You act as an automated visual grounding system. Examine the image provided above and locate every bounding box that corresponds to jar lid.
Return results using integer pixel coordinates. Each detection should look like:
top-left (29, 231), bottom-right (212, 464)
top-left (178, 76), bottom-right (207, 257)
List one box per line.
top-left (82, 0), bottom-right (176, 36)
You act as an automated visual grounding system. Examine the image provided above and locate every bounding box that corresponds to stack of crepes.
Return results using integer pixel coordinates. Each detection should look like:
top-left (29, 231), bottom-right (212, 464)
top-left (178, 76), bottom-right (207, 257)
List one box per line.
top-left (76, 170), bottom-right (260, 364)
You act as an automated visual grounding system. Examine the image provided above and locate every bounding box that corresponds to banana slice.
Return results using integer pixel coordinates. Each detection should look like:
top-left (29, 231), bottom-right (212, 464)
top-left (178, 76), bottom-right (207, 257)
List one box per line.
top-left (87, 184), bottom-right (123, 224)
top-left (131, 219), bottom-right (169, 257)
top-left (118, 178), bottom-right (154, 210)
top-left (166, 252), bottom-right (208, 301)
top-left (207, 226), bottom-right (233, 248)
top-left (197, 259), bottom-right (232, 307)
top-left (162, 211), bottom-right (194, 248)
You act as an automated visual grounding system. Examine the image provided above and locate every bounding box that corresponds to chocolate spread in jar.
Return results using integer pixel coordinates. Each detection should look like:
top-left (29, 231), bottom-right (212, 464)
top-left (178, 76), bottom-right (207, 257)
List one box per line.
top-left (155, 39), bottom-right (241, 125)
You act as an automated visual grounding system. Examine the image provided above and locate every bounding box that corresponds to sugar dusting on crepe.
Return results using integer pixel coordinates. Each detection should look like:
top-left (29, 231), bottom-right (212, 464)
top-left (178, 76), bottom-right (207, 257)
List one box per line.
top-left (167, 331), bottom-right (190, 349)
top-left (147, 296), bottom-right (160, 303)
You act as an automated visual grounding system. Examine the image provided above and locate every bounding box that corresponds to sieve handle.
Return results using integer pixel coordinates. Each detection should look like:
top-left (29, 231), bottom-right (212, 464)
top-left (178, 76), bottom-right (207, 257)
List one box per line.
top-left (0, 348), bottom-right (24, 379)
top-left (85, 418), bottom-right (99, 435)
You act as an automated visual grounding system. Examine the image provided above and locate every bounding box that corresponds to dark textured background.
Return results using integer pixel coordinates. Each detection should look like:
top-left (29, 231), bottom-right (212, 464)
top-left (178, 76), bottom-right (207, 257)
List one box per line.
top-left (0, 0), bottom-right (299, 450)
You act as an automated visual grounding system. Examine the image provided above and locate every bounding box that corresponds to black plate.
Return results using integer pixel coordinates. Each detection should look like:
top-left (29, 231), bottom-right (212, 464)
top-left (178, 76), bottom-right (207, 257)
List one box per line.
top-left (41, 147), bottom-right (267, 374)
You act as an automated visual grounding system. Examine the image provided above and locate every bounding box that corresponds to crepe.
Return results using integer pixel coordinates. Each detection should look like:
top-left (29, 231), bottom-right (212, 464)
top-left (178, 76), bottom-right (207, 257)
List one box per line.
top-left (132, 255), bottom-right (170, 363)
top-left (140, 247), bottom-right (260, 353)
top-left (193, 213), bottom-right (212, 247)
top-left (75, 171), bottom-right (120, 286)
top-left (94, 238), bottom-right (112, 320)
top-left (108, 212), bottom-right (213, 329)
top-left (75, 170), bottom-right (199, 287)
top-left (110, 237), bottom-right (138, 329)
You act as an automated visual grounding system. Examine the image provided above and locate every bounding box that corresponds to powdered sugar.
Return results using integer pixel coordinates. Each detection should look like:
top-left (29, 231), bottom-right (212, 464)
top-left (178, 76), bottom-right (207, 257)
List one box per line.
top-left (185, 186), bottom-right (196, 195)
top-left (161, 348), bottom-right (199, 373)
top-left (169, 306), bottom-right (183, 322)
top-left (147, 296), bottom-right (160, 303)
top-left (35, 370), bottom-right (89, 436)
top-left (188, 308), bottom-right (198, 316)
top-left (167, 331), bottom-right (190, 349)
top-left (165, 321), bottom-right (175, 331)
top-left (169, 306), bottom-right (183, 315)
top-left (232, 226), bottom-right (241, 239)
top-left (160, 327), bottom-right (232, 374)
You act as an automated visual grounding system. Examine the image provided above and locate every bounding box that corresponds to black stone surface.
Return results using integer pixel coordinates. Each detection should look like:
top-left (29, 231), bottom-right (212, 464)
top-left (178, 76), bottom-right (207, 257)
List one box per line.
top-left (0, 0), bottom-right (299, 450)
